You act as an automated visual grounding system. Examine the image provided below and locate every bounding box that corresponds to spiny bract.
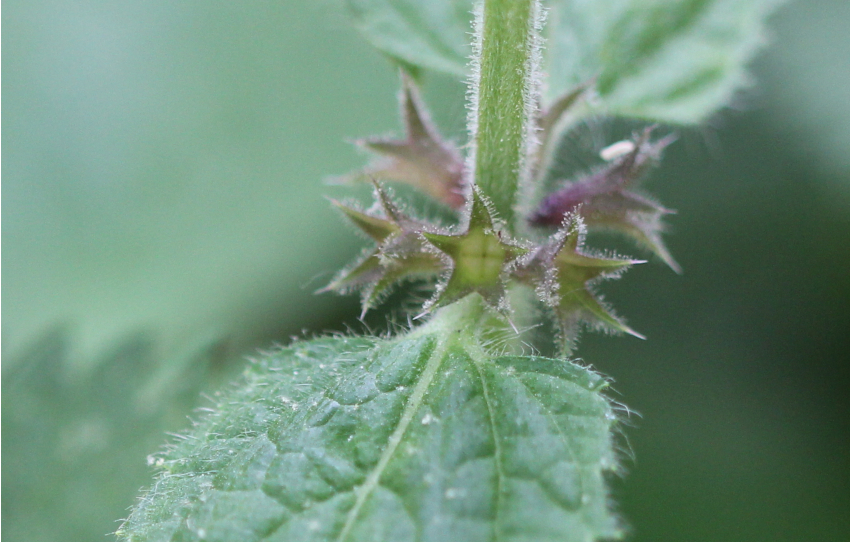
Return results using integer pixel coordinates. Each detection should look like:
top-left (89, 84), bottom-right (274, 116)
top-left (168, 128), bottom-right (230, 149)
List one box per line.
top-left (326, 73), bottom-right (676, 350)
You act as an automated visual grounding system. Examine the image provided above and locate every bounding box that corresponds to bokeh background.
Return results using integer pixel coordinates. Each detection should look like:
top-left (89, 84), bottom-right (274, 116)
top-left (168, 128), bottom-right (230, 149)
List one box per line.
top-left (3, 1), bottom-right (849, 541)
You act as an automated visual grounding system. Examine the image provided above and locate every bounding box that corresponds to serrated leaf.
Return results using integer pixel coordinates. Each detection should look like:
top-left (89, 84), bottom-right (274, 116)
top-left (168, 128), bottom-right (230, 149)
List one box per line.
top-left (346, 0), bottom-right (473, 76)
top-left (548, 0), bottom-right (784, 122)
top-left (118, 315), bottom-right (623, 542)
top-left (347, 0), bottom-right (782, 124)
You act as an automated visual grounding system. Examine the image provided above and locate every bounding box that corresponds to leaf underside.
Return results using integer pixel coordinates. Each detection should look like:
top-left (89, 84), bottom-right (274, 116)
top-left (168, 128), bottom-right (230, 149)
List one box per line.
top-left (347, 0), bottom-right (783, 123)
top-left (119, 332), bottom-right (622, 542)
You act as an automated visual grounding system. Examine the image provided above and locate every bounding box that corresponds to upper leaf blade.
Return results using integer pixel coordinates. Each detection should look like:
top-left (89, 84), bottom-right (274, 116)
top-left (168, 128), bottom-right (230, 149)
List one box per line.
top-left (547, 0), bottom-right (784, 123)
top-left (118, 329), bottom-right (622, 541)
top-left (345, 0), bottom-right (783, 124)
top-left (346, 0), bottom-right (473, 75)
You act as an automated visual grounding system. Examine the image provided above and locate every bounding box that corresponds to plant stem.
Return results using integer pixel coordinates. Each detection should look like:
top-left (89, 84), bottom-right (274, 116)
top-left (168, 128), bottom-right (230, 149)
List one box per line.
top-left (470, 0), bottom-right (541, 231)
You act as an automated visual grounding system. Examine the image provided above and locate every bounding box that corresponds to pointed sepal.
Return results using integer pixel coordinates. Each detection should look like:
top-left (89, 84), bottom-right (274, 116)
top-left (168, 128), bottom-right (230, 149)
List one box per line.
top-left (588, 205), bottom-right (681, 273)
top-left (529, 213), bottom-right (644, 351)
top-left (319, 197), bottom-right (399, 294)
top-left (422, 189), bottom-right (529, 312)
top-left (531, 127), bottom-right (681, 272)
top-left (359, 252), bottom-right (444, 316)
top-left (321, 182), bottom-right (444, 315)
top-left (328, 198), bottom-right (401, 242)
top-left (320, 248), bottom-right (385, 295)
top-left (342, 71), bottom-right (466, 208)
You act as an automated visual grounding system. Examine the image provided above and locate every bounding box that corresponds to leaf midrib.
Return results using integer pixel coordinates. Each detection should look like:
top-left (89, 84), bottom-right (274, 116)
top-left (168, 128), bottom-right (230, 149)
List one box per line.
top-left (335, 334), bottom-right (450, 542)
top-left (467, 341), bottom-right (506, 542)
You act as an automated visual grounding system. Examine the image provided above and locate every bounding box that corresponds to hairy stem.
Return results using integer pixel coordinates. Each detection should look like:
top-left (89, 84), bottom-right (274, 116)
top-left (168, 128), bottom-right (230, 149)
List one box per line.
top-left (469, 0), bottom-right (541, 230)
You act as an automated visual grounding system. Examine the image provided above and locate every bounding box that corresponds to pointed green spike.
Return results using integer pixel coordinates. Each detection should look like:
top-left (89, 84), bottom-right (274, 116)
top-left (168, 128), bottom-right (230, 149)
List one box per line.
top-left (360, 272), bottom-right (395, 317)
top-left (538, 79), bottom-right (594, 139)
top-left (467, 188), bottom-right (497, 231)
top-left (559, 289), bottom-right (645, 340)
top-left (554, 218), bottom-right (642, 277)
top-left (330, 199), bottom-right (400, 242)
top-left (421, 231), bottom-right (460, 257)
top-left (360, 252), bottom-right (445, 316)
top-left (370, 179), bottom-right (405, 224)
top-left (360, 140), bottom-right (420, 162)
top-left (559, 214), bottom-right (582, 252)
top-left (533, 79), bottom-right (595, 178)
top-left (320, 249), bottom-right (384, 293)
top-left (538, 213), bottom-right (645, 348)
top-left (624, 221), bottom-right (681, 274)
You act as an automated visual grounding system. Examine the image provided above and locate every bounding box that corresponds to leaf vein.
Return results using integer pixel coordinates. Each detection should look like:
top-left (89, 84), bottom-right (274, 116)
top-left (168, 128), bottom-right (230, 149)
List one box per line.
top-left (467, 344), bottom-right (505, 542)
top-left (335, 336), bottom-right (448, 541)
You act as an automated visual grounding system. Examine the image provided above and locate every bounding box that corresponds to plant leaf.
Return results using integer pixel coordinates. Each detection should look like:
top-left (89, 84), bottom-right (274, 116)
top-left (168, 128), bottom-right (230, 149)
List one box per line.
top-left (547, 0), bottom-right (784, 123)
top-left (118, 326), bottom-right (623, 541)
top-left (346, 0), bottom-right (473, 76)
top-left (346, 0), bottom-right (782, 124)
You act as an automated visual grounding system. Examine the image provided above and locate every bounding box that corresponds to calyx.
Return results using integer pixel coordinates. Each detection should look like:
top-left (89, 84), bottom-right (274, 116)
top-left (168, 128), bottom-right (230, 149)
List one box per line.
top-left (323, 74), bottom-right (678, 350)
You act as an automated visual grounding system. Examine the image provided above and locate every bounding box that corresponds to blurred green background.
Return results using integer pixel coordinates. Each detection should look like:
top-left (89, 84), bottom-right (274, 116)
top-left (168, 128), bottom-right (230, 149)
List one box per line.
top-left (3, 1), bottom-right (848, 541)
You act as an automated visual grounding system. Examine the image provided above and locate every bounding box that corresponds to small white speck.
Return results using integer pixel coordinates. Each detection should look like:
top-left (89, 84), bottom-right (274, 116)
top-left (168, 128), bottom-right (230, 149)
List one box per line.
top-left (600, 140), bottom-right (636, 161)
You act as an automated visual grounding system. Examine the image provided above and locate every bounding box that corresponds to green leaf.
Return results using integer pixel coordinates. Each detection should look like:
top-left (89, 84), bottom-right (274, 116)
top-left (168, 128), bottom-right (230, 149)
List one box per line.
top-left (347, 0), bottom-right (782, 124)
top-left (118, 310), bottom-right (623, 541)
top-left (346, 0), bottom-right (474, 76)
top-left (547, 0), bottom-right (784, 123)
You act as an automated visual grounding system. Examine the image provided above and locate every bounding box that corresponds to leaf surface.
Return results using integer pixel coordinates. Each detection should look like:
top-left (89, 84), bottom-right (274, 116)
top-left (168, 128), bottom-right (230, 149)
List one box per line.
top-left (547, 0), bottom-right (783, 122)
top-left (119, 328), bottom-right (622, 541)
top-left (346, 0), bottom-right (782, 123)
top-left (346, 0), bottom-right (473, 75)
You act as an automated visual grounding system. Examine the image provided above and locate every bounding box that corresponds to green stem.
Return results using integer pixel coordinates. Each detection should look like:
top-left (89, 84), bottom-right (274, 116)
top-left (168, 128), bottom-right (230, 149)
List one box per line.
top-left (470, 0), bottom-right (541, 230)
